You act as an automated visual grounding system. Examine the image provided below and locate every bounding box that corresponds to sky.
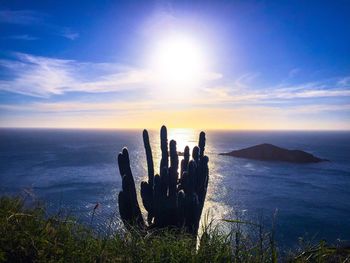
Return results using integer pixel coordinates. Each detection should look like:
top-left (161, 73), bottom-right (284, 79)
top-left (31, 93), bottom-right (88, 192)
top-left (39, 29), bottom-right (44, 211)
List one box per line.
top-left (0, 0), bottom-right (349, 130)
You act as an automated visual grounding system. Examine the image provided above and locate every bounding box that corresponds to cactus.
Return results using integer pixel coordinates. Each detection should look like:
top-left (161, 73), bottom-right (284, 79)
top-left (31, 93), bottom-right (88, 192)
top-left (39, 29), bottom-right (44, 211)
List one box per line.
top-left (117, 125), bottom-right (209, 235)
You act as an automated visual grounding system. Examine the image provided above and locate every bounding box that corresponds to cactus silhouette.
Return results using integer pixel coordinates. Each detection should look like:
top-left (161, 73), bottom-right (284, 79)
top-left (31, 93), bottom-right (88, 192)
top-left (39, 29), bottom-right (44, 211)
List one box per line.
top-left (117, 125), bottom-right (209, 235)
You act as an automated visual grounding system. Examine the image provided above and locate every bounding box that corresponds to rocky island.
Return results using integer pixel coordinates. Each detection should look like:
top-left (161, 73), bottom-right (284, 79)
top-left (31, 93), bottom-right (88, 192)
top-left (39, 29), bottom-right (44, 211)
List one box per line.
top-left (219, 143), bottom-right (328, 163)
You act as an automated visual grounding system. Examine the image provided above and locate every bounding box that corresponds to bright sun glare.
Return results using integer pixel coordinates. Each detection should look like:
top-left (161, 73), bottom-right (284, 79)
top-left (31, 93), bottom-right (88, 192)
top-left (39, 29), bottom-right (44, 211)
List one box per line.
top-left (151, 34), bottom-right (206, 87)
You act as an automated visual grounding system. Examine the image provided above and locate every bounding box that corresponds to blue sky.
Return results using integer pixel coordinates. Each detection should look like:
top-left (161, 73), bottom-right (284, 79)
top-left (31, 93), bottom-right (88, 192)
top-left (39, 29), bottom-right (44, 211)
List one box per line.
top-left (0, 0), bottom-right (350, 129)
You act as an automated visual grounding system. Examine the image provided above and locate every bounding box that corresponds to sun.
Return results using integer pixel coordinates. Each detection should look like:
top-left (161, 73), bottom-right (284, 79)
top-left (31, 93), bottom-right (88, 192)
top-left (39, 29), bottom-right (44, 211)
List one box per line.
top-left (150, 34), bottom-right (206, 87)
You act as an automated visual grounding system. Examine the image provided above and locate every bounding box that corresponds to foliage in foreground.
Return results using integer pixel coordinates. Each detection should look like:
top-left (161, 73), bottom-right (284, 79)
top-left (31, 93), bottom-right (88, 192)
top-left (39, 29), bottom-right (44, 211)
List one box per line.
top-left (0, 196), bottom-right (349, 262)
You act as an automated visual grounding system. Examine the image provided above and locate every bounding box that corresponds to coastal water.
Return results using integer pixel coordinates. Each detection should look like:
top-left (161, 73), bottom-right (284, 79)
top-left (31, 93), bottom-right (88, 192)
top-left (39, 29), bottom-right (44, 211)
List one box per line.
top-left (1, 128), bottom-right (349, 248)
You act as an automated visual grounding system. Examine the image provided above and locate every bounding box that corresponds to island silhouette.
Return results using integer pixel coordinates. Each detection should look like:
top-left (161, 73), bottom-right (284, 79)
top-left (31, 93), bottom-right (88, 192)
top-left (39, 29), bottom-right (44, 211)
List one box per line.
top-left (220, 143), bottom-right (328, 163)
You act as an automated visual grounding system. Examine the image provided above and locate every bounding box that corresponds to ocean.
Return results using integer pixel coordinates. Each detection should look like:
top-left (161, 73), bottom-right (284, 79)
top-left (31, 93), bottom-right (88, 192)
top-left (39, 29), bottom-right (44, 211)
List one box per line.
top-left (1, 128), bottom-right (349, 248)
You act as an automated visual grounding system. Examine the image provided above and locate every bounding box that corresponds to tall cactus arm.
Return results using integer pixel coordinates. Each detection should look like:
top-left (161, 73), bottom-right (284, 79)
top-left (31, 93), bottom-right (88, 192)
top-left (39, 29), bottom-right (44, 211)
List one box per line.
top-left (180, 146), bottom-right (190, 178)
top-left (117, 148), bottom-right (145, 229)
top-left (199, 131), bottom-right (206, 158)
top-left (143, 129), bottom-right (154, 186)
top-left (160, 125), bottom-right (169, 170)
top-left (196, 132), bottom-right (209, 225)
top-left (169, 139), bottom-right (179, 198)
top-left (141, 129), bottom-right (155, 224)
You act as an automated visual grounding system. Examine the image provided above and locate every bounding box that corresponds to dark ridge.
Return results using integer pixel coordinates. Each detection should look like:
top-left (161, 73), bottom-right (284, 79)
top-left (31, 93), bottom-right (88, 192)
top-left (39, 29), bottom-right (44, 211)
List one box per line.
top-left (219, 143), bottom-right (328, 163)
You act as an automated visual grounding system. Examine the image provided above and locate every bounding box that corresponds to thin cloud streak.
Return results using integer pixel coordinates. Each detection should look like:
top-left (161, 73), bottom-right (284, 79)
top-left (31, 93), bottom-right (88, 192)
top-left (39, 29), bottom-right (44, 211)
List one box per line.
top-left (59, 28), bottom-right (79, 40)
top-left (0, 53), bottom-right (154, 97)
top-left (2, 34), bottom-right (38, 40)
top-left (1, 101), bottom-right (349, 115)
top-left (0, 101), bottom-right (154, 112)
top-left (202, 84), bottom-right (350, 104)
top-left (0, 9), bottom-right (79, 40)
top-left (0, 10), bottom-right (45, 25)
top-left (0, 53), bottom-right (219, 97)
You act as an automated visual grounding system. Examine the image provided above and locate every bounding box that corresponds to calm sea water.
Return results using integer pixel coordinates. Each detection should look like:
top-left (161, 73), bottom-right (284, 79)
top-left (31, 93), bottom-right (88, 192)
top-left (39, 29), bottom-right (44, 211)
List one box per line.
top-left (1, 128), bottom-right (349, 247)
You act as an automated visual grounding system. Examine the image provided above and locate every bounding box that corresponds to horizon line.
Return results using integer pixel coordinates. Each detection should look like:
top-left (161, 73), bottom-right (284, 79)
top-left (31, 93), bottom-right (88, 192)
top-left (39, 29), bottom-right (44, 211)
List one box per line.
top-left (1, 126), bottom-right (350, 132)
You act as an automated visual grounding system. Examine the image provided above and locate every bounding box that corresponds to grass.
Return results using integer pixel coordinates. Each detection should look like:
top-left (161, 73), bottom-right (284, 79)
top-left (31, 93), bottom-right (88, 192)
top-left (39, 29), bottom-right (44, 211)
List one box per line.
top-left (0, 196), bottom-right (349, 262)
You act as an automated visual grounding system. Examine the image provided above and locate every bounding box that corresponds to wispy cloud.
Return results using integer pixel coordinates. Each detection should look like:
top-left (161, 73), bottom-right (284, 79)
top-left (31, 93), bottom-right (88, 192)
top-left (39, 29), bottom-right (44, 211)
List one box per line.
top-left (234, 72), bottom-right (260, 89)
top-left (58, 28), bottom-right (79, 40)
top-left (0, 9), bottom-right (79, 40)
top-left (288, 68), bottom-right (300, 78)
top-left (0, 53), bottom-right (219, 98)
top-left (0, 10), bottom-right (45, 25)
top-left (202, 82), bottom-right (350, 105)
top-left (1, 53), bottom-right (349, 104)
top-left (2, 34), bottom-right (38, 40)
top-left (1, 101), bottom-right (349, 115)
top-left (337, 76), bottom-right (350, 87)
top-left (0, 101), bottom-right (154, 113)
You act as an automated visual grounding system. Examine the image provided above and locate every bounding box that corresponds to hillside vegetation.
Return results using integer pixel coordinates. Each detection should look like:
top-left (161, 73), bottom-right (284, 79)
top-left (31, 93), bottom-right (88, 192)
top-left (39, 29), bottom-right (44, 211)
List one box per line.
top-left (0, 196), bottom-right (348, 262)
